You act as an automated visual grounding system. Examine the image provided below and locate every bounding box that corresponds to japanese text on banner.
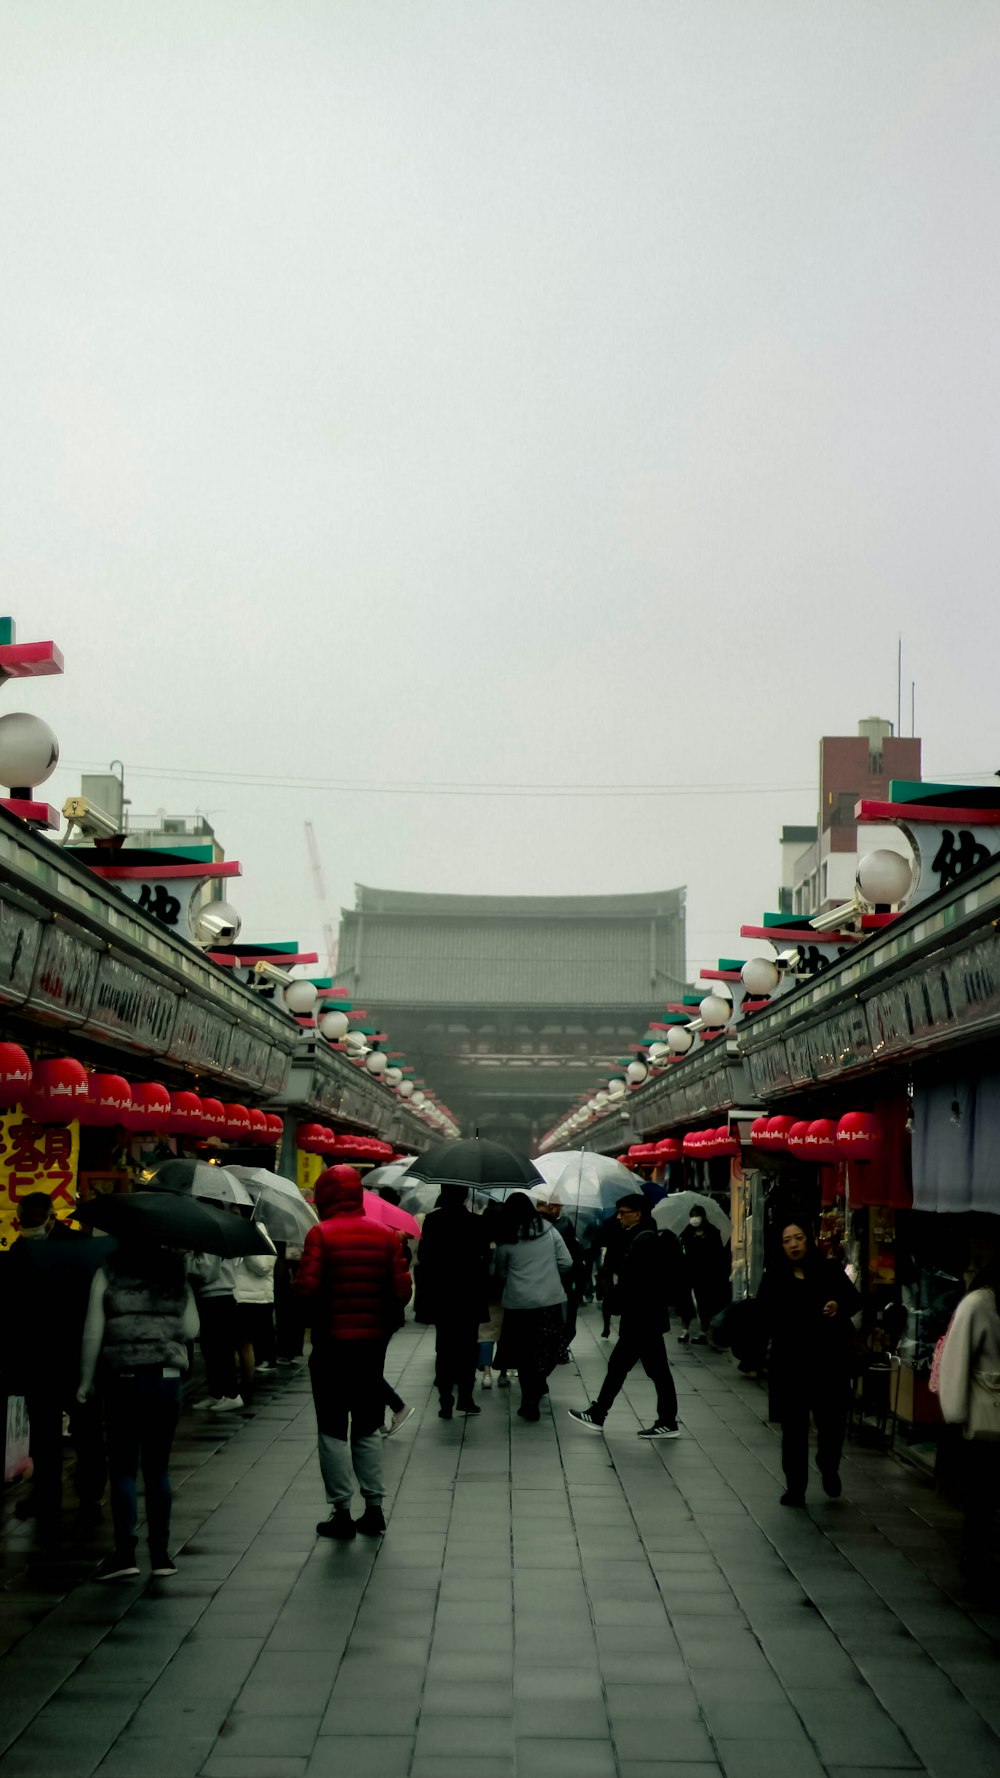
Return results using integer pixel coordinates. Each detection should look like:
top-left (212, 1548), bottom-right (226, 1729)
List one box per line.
top-left (0, 1111), bottom-right (81, 1250)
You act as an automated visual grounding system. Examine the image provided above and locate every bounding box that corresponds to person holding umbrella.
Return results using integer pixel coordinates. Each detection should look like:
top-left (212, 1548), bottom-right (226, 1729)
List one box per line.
top-left (76, 1240), bottom-right (199, 1581)
top-left (493, 1193), bottom-right (574, 1421)
top-left (295, 1165), bottom-right (412, 1540)
top-left (415, 1185), bottom-right (491, 1419)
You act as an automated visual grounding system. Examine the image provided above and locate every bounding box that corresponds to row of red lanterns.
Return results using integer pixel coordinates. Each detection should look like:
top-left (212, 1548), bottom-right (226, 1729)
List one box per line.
top-left (750, 1111), bottom-right (883, 1161)
top-left (295, 1125), bottom-right (395, 1162)
top-left (0, 1045), bottom-right (281, 1142)
top-left (626, 1111), bottom-right (884, 1167)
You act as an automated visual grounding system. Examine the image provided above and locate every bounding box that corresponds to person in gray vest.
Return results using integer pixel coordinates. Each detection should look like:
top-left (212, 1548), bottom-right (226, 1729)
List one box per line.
top-left (77, 1245), bottom-right (199, 1581)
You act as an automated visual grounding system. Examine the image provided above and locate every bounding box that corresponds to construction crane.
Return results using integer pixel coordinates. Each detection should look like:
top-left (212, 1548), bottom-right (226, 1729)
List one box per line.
top-left (304, 820), bottom-right (338, 977)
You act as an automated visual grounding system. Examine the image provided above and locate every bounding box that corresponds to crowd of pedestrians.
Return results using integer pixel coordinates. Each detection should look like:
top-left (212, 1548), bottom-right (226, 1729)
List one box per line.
top-left (3, 1169), bottom-right (999, 1583)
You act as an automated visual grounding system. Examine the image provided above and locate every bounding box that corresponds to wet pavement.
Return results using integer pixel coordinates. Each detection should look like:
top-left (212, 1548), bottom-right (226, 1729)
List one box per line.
top-left (1, 1309), bottom-right (998, 1778)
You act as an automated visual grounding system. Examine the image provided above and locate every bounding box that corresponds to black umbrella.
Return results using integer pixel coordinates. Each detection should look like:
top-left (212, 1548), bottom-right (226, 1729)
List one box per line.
top-left (77, 1192), bottom-right (273, 1257)
top-left (405, 1137), bottom-right (543, 1195)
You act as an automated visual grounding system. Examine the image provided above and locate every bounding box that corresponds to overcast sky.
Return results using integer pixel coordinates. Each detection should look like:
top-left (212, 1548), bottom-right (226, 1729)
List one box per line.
top-left (3, 1), bottom-right (999, 988)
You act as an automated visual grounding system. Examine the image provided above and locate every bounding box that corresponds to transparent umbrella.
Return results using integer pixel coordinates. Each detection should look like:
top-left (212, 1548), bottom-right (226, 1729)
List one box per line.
top-left (149, 1157), bottom-right (253, 1208)
top-left (652, 1190), bottom-right (731, 1241)
top-left (531, 1149), bottom-right (637, 1215)
top-left (229, 1166), bottom-right (318, 1244)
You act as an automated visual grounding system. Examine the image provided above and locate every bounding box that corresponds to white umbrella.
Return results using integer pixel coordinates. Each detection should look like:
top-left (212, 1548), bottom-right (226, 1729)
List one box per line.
top-left (186, 1163), bottom-right (254, 1208)
top-left (365, 1159), bottom-right (417, 1194)
top-left (229, 1166), bottom-right (318, 1243)
top-left (532, 1149), bottom-right (637, 1213)
top-left (653, 1190), bottom-right (731, 1241)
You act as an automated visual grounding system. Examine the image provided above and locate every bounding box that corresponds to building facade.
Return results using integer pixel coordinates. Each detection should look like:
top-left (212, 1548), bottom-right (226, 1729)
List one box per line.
top-left (335, 885), bottom-right (687, 1147)
top-left (781, 718), bottom-right (922, 914)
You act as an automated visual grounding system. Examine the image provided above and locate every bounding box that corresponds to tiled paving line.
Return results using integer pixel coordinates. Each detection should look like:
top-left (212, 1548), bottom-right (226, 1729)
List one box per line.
top-left (0, 1329), bottom-right (438, 1777)
top-left (571, 1311), bottom-right (1000, 1778)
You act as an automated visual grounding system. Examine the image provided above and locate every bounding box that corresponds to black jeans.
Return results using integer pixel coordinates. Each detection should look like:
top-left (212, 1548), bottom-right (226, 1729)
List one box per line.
top-left (104, 1370), bottom-right (182, 1556)
top-left (435, 1317), bottom-right (479, 1408)
top-left (23, 1387), bottom-right (106, 1524)
top-left (198, 1294), bottom-right (238, 1399)
top-left (309, 1339), bottom-right (387, 1442)
top-left (594, 1325), bottom-right (677, 1426)
top-left (779, 1383), bottom-right (849, 1497)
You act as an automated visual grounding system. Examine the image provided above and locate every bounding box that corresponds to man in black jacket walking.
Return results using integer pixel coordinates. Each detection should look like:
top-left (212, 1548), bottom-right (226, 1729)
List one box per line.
top-left (568, 1194), bottom-right (682, 1439)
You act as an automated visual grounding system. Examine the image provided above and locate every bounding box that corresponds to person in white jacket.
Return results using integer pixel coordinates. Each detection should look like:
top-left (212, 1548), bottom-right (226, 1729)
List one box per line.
top-left (234, 1240), bottom-right (277, 1408)
top-left (938, 1259), bottom-right (1000, 1572)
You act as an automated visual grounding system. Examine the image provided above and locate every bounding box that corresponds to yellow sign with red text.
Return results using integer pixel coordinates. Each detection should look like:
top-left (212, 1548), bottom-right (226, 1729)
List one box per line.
top-left (0, 1110), bottom-right (81, 1252)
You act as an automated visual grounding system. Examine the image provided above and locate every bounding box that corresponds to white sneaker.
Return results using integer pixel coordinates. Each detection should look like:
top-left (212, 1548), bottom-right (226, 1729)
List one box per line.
top-left (191, 1397), bottom-right (222, 1412)
top-left (387, 1404), bottom-right (415, 1436)
top-left (480, 1370), bottom-right (493, 1390)
top-left (212, 1396), bottom-right (245, 1413)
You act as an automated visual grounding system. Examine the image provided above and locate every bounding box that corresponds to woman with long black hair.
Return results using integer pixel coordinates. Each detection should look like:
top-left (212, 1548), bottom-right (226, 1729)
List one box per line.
top-left (757, 1218), bottom-right (861, 1506)
top-left (493, 1194), bottom-right (573, 1421)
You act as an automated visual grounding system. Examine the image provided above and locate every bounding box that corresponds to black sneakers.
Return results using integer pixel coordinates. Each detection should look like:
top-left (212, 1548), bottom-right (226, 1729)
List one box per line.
top-left (568, 1408), bottom-right (605, 1431)
top-left (457, 1400), bottom-right (482, 1416)
top-left (636, 1422), bottom-right (681, 1439)
top-left (316, 1511), bottom-right (356, 1541)
top-left (93, 1550), bottom-right (140, 1582)
top-left (150, 1550), bottom-right (177, 1577)
top-left (355, 1504), bottom-right (386, 1537)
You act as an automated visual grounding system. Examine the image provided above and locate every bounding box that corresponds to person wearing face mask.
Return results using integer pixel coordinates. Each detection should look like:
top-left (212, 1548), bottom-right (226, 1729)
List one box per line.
top-left (677, 1207), bottom-right (730, 1345)
top-left (756, 1217), bottom-right (861, 1506)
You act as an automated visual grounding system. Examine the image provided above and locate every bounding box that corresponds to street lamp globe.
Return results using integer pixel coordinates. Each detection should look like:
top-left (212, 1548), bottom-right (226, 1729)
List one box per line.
top-left (319, 1009), bottom-right (349, 1042)
top-left (0, 713), bottom-right (59, 791)
top-left (857, 849), bottom-right (913, 906)
top-left (626, 1060), bottom-right (648, 1086)
top-left (699, 995), bottom-right (731, 1028)
top-left (398, 1080), bottom-right (415, 1098)
top-left (284, 980), bottom-right (318, 1016)
top-left (365, 1050), bottom-right (388, 1076)
top-left (667, 1026), bottom-right (693, 1054)
top-left (741, 957), bottom-right (780, 995)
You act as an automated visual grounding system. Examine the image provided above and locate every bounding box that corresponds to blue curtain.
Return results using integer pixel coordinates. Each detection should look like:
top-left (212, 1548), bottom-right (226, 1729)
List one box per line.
top-left (912, 1071), bottom-right (1000, 1213)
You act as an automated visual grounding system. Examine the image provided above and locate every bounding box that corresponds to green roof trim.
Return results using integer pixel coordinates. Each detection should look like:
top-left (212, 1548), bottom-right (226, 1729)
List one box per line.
top-left (682, 995), bottom-right (702, 1006)
top-left (888, 779), bottom-right (996, 805)
top-left (761, 912), bottom-right (814, 929)
top-left (718, 959), bottom-right (745, 973)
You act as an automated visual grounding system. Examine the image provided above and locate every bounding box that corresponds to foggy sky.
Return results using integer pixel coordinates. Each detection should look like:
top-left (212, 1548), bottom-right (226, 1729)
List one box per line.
top-left (3, 1), bottom-right (999, 991)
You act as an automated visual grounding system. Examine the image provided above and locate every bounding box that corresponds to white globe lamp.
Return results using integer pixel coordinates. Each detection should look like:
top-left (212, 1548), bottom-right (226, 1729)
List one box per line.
top-left (741, 957), bottom-right (780, 996)
top-left (699, 994), bottom-right (731, 1028)
top-left (284, 979), bottom-right (319, 1016)
top-left (0, 713), bottom-right (59, 791)
top-left (648, 1042), bottom-right (669, 1066)
top-left (626, 1060), bottom-right (648, 1086)
top-left (595, 1091), bottom-right (609, 1110)
top-left (385, 1066), bottom-right (403, 1087)
top-left (411, 1091), bottom-right (426, 1108)
top-left (667, 1026), bottom-right (694, 1055)
top-left (857, 849), bottom-right (913, 907)
top-left (344, 1029), bottom-right (367, 1054)
top-left (365, 1049), bottom-right (388, 1076)
top-left (398, 1080), bottom-right (415, 1098)
top-left (608, 1078), bottom-right (626, 1100)
top-left (319, 1009), bottom-right (349, 1042)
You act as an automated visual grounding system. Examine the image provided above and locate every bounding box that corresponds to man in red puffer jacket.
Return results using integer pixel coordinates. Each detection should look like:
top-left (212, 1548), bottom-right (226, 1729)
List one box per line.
top-left (296, 1165), bottom-right (412, 1541)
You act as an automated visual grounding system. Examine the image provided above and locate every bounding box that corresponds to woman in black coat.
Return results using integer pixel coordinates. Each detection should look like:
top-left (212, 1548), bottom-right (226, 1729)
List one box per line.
top-left (756, 1219), bottom-right (861, 1506)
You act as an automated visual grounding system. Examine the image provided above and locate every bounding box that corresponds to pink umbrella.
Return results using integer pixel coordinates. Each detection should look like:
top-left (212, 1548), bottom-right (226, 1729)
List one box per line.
top-left (363, 1191), bottom-right (421, 1239)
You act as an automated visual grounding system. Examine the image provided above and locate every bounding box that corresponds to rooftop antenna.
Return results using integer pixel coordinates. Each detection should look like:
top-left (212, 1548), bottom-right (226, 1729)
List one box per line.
top-left (911, 681), bottom-right (916, 739)
top-left (896, 636), bottom-right (902, 736)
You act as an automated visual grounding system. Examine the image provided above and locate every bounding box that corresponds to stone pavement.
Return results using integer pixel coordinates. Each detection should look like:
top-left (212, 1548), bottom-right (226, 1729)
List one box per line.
top-left (1, 1308), bottom-right (999, 1778)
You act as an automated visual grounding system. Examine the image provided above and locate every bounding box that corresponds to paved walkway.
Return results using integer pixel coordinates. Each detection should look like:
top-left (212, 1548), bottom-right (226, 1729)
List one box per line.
top-left (1, 1309), bottom-right (999, 1778)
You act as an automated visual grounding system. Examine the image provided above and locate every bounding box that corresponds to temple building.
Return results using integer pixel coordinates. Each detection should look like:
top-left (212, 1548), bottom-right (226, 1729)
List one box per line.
top-left (334, 886), bottom-right (686, 1147)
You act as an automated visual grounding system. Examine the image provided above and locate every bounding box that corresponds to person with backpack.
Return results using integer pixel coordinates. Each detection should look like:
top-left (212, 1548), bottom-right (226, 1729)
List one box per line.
top-left (568, 1193), bottom-right (683, 1439)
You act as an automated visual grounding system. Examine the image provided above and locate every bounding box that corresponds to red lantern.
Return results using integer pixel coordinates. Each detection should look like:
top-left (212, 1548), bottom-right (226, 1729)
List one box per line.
top-left (262, 1113), bottom-right (283, 1145)
top-left (836, 1111), bottom-right (883, 1161)
top-left (681, 1131), bottom-right (702, 1156)
top-left (122, 1082), bottom-right (172, 1133)
top-left (715, 1125), bottom-right (740, 1158)
top-left (805, 1118), bottom-right (839, 1164)
top-left (786, 1120), bottom-right (811, 1158)
top-left (655, 1138), bottom-right (682, 1161)
top-left (80, 1073), bottom-right (132, 1128)
top-left (0, 1042), bottom-right (32, 1109)
top-left (222, 1103), bottom-right (251, 1140)
top-left (764, 1114), bottom-right (795, 1151)
top-left (199, 1097), bottom-right (225, 1135)
top-left (245, 1108), bottom-right (268, 1142)
top-left (169, 1090), bottom-right (203, 1136)
top-left (25, 1056), bottom-right (89, 1124)
top-left (297, 1122), bottom-right (328, 1154)
top-left (750, 1116), bottom-right (771, 1149)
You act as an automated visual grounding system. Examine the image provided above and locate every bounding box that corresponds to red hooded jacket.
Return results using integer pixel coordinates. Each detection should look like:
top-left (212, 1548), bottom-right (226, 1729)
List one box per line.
top-left (295, 1165), bottom-right (412, 1341)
